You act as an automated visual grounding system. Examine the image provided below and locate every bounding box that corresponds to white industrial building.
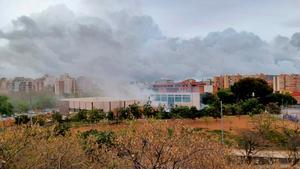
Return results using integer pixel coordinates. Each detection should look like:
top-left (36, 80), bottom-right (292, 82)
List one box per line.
top-left (150, 92), bottom-right (201, 110)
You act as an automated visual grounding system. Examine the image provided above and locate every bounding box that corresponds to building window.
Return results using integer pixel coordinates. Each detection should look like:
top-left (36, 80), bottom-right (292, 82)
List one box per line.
top-left (161, 95), bottom-right (167, 102)
top-left (175, 95), bottom-right (182, 102)
top-left (168, 95), bottom-right (175, 106)
top-left (155, 94), bottom-right (160, 101)
top-left (182, 95), bottom-right (191, 102)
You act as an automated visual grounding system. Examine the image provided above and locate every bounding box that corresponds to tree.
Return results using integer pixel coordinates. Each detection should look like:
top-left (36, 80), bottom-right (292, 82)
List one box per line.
top-left (143, 100), bottom-right (154, 118)
top-left (266, 92), bottom-right (297, 106)
top-left (34, 93), bottom-right (57, 110)
top-left (237, 131), bottom-right (265, 164)
top-left (239, 98), bottom-right (264, 115)
top-left (231, 78), bottom-right (273, 103)
top-left (16, 102), bottom-right (29, 114)
top-left (0, 95), bottom-right (13, 116)
top-left (202, 93), bottom-right (218, 105)
top-left (265, 102), bottom-right (281, 114)
top-left (217, 89), bottom-right (235, 104)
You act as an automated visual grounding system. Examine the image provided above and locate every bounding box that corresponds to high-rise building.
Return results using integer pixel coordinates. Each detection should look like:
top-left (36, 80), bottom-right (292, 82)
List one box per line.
top-left (55, 74), bottom-right (77, 96)
top-left (213, 74), bottom-right (275, 91)
top-left (152, 79), bottom-right (213, 94)
top-left (0, 78), bottom-right (9, 94)
top-left (8, 77), bottom-right (34, 93)
top-left (273, 74), bottom-right (300, 102)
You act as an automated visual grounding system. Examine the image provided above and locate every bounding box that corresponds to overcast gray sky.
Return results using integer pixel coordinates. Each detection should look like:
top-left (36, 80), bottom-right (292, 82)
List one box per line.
top-left (1, 0), bottom-right (300, 96)
top-left (0, 0), bottom-right (299, 41)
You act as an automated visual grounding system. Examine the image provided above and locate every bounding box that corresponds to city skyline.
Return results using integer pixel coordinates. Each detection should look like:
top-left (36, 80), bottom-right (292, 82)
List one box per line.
top-left (0, 1), bottom-right (300, 95)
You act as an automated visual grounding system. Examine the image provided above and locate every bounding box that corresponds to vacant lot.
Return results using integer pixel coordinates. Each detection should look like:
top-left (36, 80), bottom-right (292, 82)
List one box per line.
top-left (72, 115), bottom-right (300, 135)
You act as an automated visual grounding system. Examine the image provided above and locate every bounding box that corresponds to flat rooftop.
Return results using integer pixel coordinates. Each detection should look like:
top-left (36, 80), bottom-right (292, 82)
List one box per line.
top-left (61, 97), bottom-right (145, 102)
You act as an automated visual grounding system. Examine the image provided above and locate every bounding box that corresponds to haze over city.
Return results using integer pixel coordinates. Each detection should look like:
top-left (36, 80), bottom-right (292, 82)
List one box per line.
top-left (0, 0), bottom-right (300, 82)
top-left (3, 1), bottom-right (300, 168)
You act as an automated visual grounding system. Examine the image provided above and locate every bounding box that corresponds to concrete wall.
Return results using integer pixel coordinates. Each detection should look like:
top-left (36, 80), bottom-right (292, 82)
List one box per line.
top-left (59, 98), bottom-right (145, 114)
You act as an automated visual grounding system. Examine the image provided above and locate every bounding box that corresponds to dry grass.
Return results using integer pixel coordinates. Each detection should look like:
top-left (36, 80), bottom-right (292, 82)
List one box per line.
top-left (1, 115), bottom-right (299, 168)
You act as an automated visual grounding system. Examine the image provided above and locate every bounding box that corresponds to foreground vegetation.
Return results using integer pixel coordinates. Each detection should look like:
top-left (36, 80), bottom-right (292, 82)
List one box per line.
top-left (1, 78), bottom-right (300, 168)
top-left (0, 118), bottom-right (285, 169)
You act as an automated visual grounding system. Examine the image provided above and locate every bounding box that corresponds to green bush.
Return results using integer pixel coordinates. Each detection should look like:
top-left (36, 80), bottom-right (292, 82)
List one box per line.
top-left (239, 98), bottom-right (264, 115)
top-left (15, 115), bottom-right (30, 125)
top-left (128, 104), bottom-right (142, 119)
top-left (106, 111), bottom-right (115, 121)
top-left (265, 102), bottom-right (281, 114)
top-left (53, 123), bottom-right (70, 136)
top-left (0, 95), bottom-right (13, 116)
top-left (223, 104), bottom-right (241, 116)
top-left (170, 106), bottom-right (191, 118)
top-left (119, 107), bottom-right (133, 120)
top-left (143, 101), bottom-right (154, 118)
top-left (32, 115), bottom-right (46, 126)
top-left (52, 111), bottom-right (62, 123)
top-left (87, 109), bottom-right (105, 123)
top-left (71, 110), bottom-right (88, 122)
top-left (80, 130), bottom-right (115, 146)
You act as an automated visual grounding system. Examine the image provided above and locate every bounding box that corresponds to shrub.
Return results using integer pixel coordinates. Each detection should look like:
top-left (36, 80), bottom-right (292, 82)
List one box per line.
top-left (265, 102), bottom-right (281, 114)
top-left (53, 123), bottom-right (70, 136)
top-left (71, 110), bottom-right (88, 122)
top-left (51, 111), bottom-right (62, 123)
top-left (128, 104), bottom-right (142, 119)
top-left (223, 104), bottom-right (241, 116)
top-left (240, 98), bottom-right (264, 115)
top-left (15, 115), bottom-right (30, 125)
top-left (170, 106), bottom-right (191, 118)
top-left (80, 130), bottom-right (115, 146)
top-left (119, 107), bottom-right (132, 120)
top-left (143, 101), bottom-right (154, 117)
top-left (87, 109), bottom-right (105, 123)
top-left (32, 115), bottom-right (46, 126)
top-left (0, 95), bottom-right (13, 116)
top-left (203, 105), bottom-right (221, 119)
top-left (106, 111), bottom-right (115, 121)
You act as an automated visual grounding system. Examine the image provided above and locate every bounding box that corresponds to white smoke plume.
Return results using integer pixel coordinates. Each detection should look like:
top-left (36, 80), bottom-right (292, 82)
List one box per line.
top-left (0, 3), bottom-right (300, 97)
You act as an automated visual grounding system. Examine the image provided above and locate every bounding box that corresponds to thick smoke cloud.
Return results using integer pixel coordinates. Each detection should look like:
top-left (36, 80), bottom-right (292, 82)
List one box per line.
top-left (0, 4), bottom-right (300, 97)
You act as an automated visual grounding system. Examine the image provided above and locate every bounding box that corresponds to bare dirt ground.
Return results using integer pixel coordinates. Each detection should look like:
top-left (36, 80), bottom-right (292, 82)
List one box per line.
top-left (71, 115), bottom-right (300, 135)
top-left (71, 115), bottom-right (255, 134)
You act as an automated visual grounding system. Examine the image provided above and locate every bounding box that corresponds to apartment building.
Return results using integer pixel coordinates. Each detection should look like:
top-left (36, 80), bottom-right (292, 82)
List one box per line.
top-left (0, 78), bottom-right (9, 94)
top-left (214, 74), bottom-right (275, 90)
top-left (273, 74), bottom-right (300, 102)
top-left (152, 79), bottom-right (213, 94)
top-left (55, 74), bottom-right (77, 96)
top-left (8, 77), bottom-right (34, 93)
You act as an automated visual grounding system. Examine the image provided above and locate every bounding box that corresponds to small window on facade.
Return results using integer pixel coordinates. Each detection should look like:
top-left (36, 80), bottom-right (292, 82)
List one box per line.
top-left (182, 95), bottom-right (191, 102)
top-left (161, 95), bottom-right (167, 102)
top-left (175, 95), bottom-right (182, 102)
top-left (155, 94), bottom-right (160, 101)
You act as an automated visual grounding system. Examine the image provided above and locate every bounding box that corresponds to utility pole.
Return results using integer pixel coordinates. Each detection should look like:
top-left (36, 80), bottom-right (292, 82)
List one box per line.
top-left (28, 86), bottom-right (33, 126)
top-left (220, 100), bottom-right (224, 145)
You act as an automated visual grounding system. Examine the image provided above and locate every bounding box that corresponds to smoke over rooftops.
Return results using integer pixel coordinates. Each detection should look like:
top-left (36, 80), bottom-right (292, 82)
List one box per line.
top-left (0, 4), bottom-right (300, 97)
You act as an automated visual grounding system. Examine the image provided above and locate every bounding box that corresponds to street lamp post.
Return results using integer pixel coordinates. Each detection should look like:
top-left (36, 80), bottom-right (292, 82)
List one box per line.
top-left (220, 100), bottom-right (224, 145)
